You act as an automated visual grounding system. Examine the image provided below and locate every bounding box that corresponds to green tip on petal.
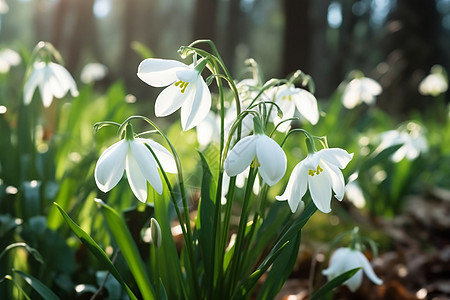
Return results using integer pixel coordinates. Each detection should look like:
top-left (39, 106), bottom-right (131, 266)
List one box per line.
top-left (125, 123), bottom-right (135, 141)
top-left (253, 117), bottom-right (264, 134)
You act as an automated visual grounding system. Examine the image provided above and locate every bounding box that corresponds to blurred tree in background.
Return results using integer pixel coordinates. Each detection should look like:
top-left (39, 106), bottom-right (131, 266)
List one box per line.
top-left (0, 0), bottom-right (449, 117)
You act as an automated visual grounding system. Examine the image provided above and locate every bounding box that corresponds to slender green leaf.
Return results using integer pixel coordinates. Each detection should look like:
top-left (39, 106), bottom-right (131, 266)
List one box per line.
top-left (360, 144), bottom-right (403, 171)
top-left (310, 268), bottom-right (361, 300)
top-left (233, 241), bottom-right (289, 299)
top-left (196, 151), bottom-right (216, 293)
top-left (12, 269), bottom-right (60, 300)
top-left (0, 242), bottom-right (43, 264)
top-left (256, 232), bottom-right (302, 300)
top-left (53, 202), bottom-right (137, 300)
top-left (96, 199), bottom-right (156, 300)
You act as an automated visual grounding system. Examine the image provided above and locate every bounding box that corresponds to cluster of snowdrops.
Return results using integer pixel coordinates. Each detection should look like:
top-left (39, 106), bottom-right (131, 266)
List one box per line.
top-left (18, 40), bottom-right (395, 299)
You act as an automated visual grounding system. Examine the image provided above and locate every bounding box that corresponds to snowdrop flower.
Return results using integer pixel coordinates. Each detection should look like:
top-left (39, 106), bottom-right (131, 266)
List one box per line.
top-left (377, 123), bottom-right (428, 162)
top-left (419, 72), bottom-right (448, 96)
top-left (272, 84), bottom-right (319, 131)
top-left (322, 247), bottom-right (383, 292)
top-left (0, 49), bottom-right (21, 73)
top-left (24, 61), bottom-right (79, 107)
top-left (0, 0), bottom-right (8, 14)
top-left (276, 148), bottom-right (353, 213)
top-left (345, 175), bottom-right (366, 209)
top-left (196, 111), bottom-right (220, 147)
top-left (342, 77), bottom-right (382, 109)
top-left (94, 125), bottom-right (177, 202)
top-left (80, 62), bottom-right (108, 84)
top-left (224, 134), bottom-right (286, 186)
top-left (137, 57), bottom-right (211, 131)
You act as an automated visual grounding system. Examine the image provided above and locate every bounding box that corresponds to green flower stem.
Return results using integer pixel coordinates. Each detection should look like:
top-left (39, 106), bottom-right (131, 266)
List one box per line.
top-left (227, 165), bottom-right (258, 296)
top-left (121, 116), bottom-right (199, 298)
top-left (144, 142), bottom-right (198, 299)
top-left (281, 128), bottom-right (317, 153)
top-left (215, 175), bottom-right (237, 297)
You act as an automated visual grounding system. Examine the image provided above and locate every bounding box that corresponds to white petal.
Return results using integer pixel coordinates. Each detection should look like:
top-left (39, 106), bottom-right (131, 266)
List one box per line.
top-left (318, 148), bottom-right (354, 169)
top-left (196, 112), bottom-right (219, 146)
top-left (126, 149), bottom-right (149, 202)
top-left (321, 161), bottom-right (345, 201)
top-left (224, 135), bottom-right (257, 177)
top-left (137, 58), bottom-right (188, 87)
top-left (129, 141), bottom-right (163, 195)
top-left (23, 66), bottom-right (42, 105)
top-left (94, 140), bottom-right (128, 192)
top-left (276, 162), bottom-right (307, 213)
top-left (361, 77), bottom-right (382, 95)
top-left (308, 170), bottom-right (332, 213)
top-left (256, 135), bottom-right (286, 186)
top-left (346, 268), bottom-right (364, 292)
top-left (154, 83), bottom-right (190, 117)
top-left (357, 251), bottom-right (383, 286)
top-left (136, 138), bottom-right (177, 173)
top-left (49, 62), bottom-right (78, 98)
top-left (180, 76), bottom-right (211, 130)
top-left (293, 89), bottom-right (319, 125)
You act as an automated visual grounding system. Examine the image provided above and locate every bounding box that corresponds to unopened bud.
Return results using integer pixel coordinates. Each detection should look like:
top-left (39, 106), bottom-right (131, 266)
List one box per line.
top-left (150, 218), bottom-right (162, 248)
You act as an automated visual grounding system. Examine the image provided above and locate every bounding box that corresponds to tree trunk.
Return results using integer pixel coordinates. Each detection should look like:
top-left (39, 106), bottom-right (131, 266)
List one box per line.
top-left (282, 0), bottom-right (310, 77)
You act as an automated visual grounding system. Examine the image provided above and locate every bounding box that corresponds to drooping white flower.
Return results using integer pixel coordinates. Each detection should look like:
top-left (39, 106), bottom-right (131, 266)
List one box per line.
top-left (342, 77), bottom-right (382, 109)
top-left (24, 61), bottom-right (79, 107)
top-left (377, 123), bottom-right (428, 163)
top-left (0, 49), bottom-right (21, 73)
top-left (94, 133), bottom-right (177, 202)
top-left (137, 58), bottom-right (211, 131)
top-left (0, 0), bottom-right (8, 14)
top-left (80, 62), bottom-right (108, 84)
top-left (419, 73), bottom-right (448, 96)
top-left (345, 174), bottom-right (366, 209)
top-left (322, 247), bottom-right (383, 292)
top-left (272, 84), bottom-right (319, 131)
top-left (276, 148), bottom-right (353, 213)
top-left (196, 111), bottom-right (220, 147)
top-left (224, 134), bottom-right (286, 186)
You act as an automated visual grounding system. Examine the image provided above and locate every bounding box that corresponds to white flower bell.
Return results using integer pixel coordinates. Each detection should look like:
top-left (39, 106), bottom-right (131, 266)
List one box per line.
top-left (419, 73), bottom-right (448, 96)
top-left (224, 119), bottom-right (286, 186)
top-left (377, 122), bottom-right (428, 162)
top-left (272, 84), bottom-right (319, 131)
top-left (0, 49), bottom-right (21, 73)
top-left (322, 247), bottom-right (383, 292)
top-left (94, 124), bottom-right (177, 202)
top-left (137, 57), bottom-right (211, 131)
top-left (80, 62), bottom-right (108, 84)
top-left (276, 148), bottom-right (353, 213)
top-left (342, 77), bottom-right (382, 109)
top-left (24, 61), bottom-right (79, 107)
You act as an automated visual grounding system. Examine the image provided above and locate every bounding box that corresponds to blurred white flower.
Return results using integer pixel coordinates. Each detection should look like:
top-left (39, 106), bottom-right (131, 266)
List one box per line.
top-left (0, 0), bottom-right (8, 14)
top-left (196, 111), bottom-right (220, 147)
top-left (0, 49), bottom-right (21, 73)
top-left (24, 61), bottom-right (79, 107)
top-left (137, 58), bottom-right (211, 131)
top-left (80, 62), bottom-right (108, 84)
top-left (345, 176), bottom-right (366, 209)
top-left (342, 77), bottom-right (382, 109)
top-left (276, 148), bottom-right (353, 213)
top-left (272, 84), bottom-right (319, 131)
top-left (322, 247), bottom-right (382, 292)
top-left (419, 73), bottom-right (448, 96)
top-left (95, 131), bottom-right (176, 202)
top-left (377, 123), bottom-right (428, 162)
top-left (224, 134), bottom-right (286, 186)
